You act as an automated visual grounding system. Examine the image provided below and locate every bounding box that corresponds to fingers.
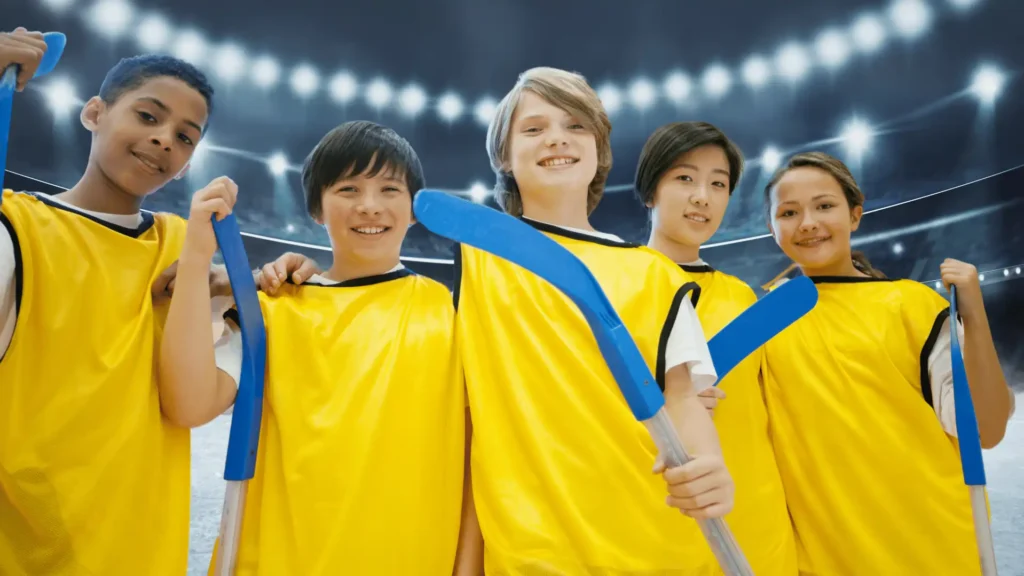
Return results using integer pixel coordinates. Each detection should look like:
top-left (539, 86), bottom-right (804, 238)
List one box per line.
top-left (196, 198), bottom-right (232, 221)
top-left (666, 490), bottom-right (733, 520)
top-left (292, 255), bottom-right (320, 284)
top-left (662, 456), bottom-right (733, 519)
top-left (192, 177), bottom-right (239, 218)
top-left (151, 261), bottom-right (178, 297)
top-left (1, 30), bottom-right (48, 91)
top-left (651, 453), bottom-right (666, 474)
top-left (259, 263), bottom-right (282, 295)
top-left (696, 387), bottom-right (724, 415)
top-left (663, 456), bottom-right (720, 486)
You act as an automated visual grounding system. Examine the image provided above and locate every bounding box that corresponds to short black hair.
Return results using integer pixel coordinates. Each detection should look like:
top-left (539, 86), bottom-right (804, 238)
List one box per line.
top-left (99, 55), bottom-right (215, 118)
top-left (302, 121), bottom-right (426, 220)
top-left (634, 121), bottom-right (744, 206)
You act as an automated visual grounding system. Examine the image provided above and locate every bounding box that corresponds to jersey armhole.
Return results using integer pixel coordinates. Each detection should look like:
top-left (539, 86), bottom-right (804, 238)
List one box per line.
top-left (0, 213), bottom-right (24, 365)
top-left (919, 307), bottom-right (951, 408)
top-left (452, 242), bottom-right (463, 310)
top-left (655, 282), bottom-right (701, 391)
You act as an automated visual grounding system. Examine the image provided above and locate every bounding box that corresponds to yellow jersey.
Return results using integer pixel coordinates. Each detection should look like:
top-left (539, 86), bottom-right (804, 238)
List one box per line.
top-left (0, 190), bottom-right (191, 575)
top-left (761, 276), bottom-right (980, 575)
top-left (678, 264), bottom-right (797, 576)
top-left (216, 270), bottom-right (465, 575)
top-left (457, 222), bottom-right (717, 575)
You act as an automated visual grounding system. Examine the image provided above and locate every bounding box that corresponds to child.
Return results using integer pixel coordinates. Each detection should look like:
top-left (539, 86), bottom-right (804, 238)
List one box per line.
top-left (159, 121), bottom-right (467, 574)
top-left (761, 151), bottom-right (1014, 574)
top-left (636, 121), bottom-right (797, 575)
top-left (455, 67), bottom-right (732, 574)
top-left (0, 35), bottom-right (239, 575)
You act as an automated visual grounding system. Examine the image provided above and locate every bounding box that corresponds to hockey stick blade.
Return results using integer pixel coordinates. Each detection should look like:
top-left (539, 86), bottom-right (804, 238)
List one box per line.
top-left (706, 276), bottom-right (817, 379)
top-left (212, 214), bottom-right (267, 480)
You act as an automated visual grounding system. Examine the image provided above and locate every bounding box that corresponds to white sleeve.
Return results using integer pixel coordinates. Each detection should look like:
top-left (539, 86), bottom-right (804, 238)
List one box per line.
top-left (214, 313), bottom-right (243, 388)
top-left (0, 222), bottom-right (17, 359)
top-left (664, 296), bottom-right (718, 392)
top-left (928, 316), bottom-right (964, 437)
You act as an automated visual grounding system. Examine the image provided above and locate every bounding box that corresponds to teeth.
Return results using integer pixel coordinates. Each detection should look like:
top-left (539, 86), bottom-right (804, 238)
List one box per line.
top-left (686, 215), bottom-right (709, 223)
top-left (540, 158), bottom-right (577, 167)
top-left (797, 238), bottom-right (828, 246)
top-left (354, 226), bottom-right (387, 235)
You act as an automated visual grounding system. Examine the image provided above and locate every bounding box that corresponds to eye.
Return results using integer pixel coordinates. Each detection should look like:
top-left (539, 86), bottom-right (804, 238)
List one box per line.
top-left (523, 126), bottom-right (541, 134)
top-left (178, 134), bottom-right (194, 146)
top-left (568, 123), bottom-right (585, 130)
top-left (676, 175), bottom-right (693, 182)
top-left (137, 111), bottom-right (157, 123)
top-left (818, 203), bottom-right (835, 210)
top-left (779, 209), bottom-right (797, 218)
top-left (335, 186), bottom-right (357, 193)
top-left (382, 186), bottom-right (402, 194)
top-left (712, 181), bottom-right (727, 188)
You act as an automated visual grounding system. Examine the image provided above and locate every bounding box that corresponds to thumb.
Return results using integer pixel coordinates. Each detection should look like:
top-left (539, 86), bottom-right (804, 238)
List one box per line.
top-left (652, 453), bottom-right (666, 474)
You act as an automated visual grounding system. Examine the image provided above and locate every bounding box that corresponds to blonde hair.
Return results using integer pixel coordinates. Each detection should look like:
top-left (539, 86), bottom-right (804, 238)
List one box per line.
top-left (485, 67), bottom-right (612, 217)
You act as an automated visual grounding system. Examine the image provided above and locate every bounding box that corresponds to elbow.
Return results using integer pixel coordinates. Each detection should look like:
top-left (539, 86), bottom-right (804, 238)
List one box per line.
top-left (979, 421), bottom-right (1007, 450)
top-left (160, 400), bottom-right (214, 429)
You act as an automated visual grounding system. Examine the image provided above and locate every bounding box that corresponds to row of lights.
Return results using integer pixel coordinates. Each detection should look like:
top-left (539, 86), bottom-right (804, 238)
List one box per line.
top-left (37, 0), bottom-right (986, 126)
top-left (34, 60), bottom-right (1008, 202)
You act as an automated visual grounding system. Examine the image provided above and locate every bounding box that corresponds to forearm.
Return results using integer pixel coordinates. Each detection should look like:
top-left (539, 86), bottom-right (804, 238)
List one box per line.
top-left (158, 253), bottom-right (224, 427)
top-left (962, 313), bottom-right (1012, 447)
top-left (664, 365), bottom-right (722, 457)
top-left (453, 410), bottom-right (483, 575)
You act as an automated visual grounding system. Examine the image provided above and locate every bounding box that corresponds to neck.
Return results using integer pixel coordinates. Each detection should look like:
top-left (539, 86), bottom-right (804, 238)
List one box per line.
top-left (647, 228), bottom-right (700, 264)
top-left (799, 255), bottom-right (865, 278)
top-left (56, 160), bottom-right (145, 215)
top-left (323, 255), bottom-right (400, 284)
top-left (520, 187), bottom-right (592, 231)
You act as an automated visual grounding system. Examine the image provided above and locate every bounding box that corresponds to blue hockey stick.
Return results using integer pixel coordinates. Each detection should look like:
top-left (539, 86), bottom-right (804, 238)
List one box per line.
top-left (414, 190), bottom-right (818, 575)
top-left (211, 214), bottom-right (267, 576)
top-left (1, 32), bottom-right (67, 199)
top-left (949, 285), bottom-right (998, 575)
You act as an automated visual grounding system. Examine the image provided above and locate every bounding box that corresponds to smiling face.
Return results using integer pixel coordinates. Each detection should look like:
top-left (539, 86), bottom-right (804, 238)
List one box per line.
top-left (768, 165), bottom-right (863, 273)
top-left (318, 158), bottom-right (413, 271)
top-left (82, 76), bottom-right (209, 198)
top-left (650, 144), bottom-right (733, 248)
top-left (505, 91), bottom-right (599, 212)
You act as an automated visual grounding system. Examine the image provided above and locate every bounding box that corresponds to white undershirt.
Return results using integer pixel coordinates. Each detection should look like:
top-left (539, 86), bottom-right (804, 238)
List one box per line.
top-left (0, 193), bottom-right (241, 384)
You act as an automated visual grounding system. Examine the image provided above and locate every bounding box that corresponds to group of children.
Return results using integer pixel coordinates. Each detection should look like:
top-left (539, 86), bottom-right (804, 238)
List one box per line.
top-left (0, 27), bottom-right (1016, 576)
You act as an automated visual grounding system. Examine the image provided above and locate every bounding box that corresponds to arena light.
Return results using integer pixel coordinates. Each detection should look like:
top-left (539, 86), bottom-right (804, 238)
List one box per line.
top-left (250, 56), bottom-right (281, 90)
top-left (473, 97), bottom-right (498, 126)
top-left (328, 72), bottom-right (358, 104)
top-left (892, 242), bottom-right (904, 255)
top-left (41, 0), bottom-right (76, 12)
top-left (948, 0), bottom-right (981, 10)
top-left (816, 29), bottom-right (852, 70)
top-left (212, 43), bottom-right (247, 85)
top-left (397, 84), bottom-right (428, 117)
top-left (267, 152), bottom-right (289, 177)
top-left (468, 182), bottom-right (489, 203)
top-left (135, 14), bottom-right (172, 51)
top-left (85, 0), bottom-right (134, 40)
top-left (889, 0), bottom-right (933, 40)
top-left (840, 117), bottom-right (874, 157)
top-left (741, 56), bottom-right (771, 89)
top-left (775, 42), bottom-right (811, 82)
top-left (365, 78), bottom-right (393, 110)
top-left (42, 77), bottom-right (81, 119)
top-left (597, 84), bottom-right (623, 114)
top-left (662, 71), bottom-right (692, 104)
top-left (850, 13), bottom-right (887, 54)
top-left (701, 64), bottom-right (732, 98)
top-left (289, 64), bottom-right (320, 98)
top-left (628, 78), bottom-right (657, 111)
top-left (760, 146), bottom-right (782, 172)
top-left (970, 64), bottom-right (1006, 105)
top-left (171, 29), bottom-right (207, 65)
top-left (437, 93), bottom-right (465, 122)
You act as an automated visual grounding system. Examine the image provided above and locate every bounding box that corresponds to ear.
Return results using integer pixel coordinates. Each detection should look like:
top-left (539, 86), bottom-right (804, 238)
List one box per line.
top-left (173, 163), bottom-right (191, 181)
top-left (850, 204), bottom-right (864, 232)
top-left (80, 96), bottom-right (105, 133)
top-left (765, 214), bottom-right (776, 237)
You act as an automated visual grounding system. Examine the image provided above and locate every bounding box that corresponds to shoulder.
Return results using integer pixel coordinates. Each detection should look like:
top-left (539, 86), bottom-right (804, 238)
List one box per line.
top-left (712, 270), bottom-right (758, 304)
top-left (891, 278), bottom-right (948, 309)
top-left (152, 211), bottom-right (187, 230)
top-left (407, 273), bottom-right (456, 307)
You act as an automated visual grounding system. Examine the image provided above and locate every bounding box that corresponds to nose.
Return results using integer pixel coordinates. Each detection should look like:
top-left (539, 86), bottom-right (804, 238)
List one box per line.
top-left (689, 184), bottom-right (710, 207)
top-left (149, 127), bottom-right (174, 151)
top-left (798, 211), bottom-right (819, 232)
top-left (544, 125), bottom-right (568, 148)
top-left (356, 191), bottom-right (383, 215)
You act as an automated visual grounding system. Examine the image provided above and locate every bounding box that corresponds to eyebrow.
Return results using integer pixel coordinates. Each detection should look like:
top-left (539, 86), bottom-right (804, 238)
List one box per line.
top-left (137, 97), bottom-right (205, 134)
top-left (778, 193), bottom-right (839, 205)
top-left (672, 162), bottom-right (730, 178)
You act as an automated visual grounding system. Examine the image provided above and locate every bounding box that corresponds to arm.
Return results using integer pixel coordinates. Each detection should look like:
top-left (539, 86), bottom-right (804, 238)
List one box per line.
top-left (664, 364), bottom-right (723, 457)
top-left (0, 221), bottom-right (17, 360)
top-left (452, 409), bottom-right (484, 576)
top-left (157, 177), bottom-right (240, 428)
top-left (939, 259), bottom-right (1013, 448)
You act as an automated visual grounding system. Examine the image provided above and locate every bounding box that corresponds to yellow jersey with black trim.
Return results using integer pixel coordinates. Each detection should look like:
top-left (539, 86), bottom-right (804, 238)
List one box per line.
top-left (456, 221), bottom-right (717, 575)
top-left (219, 270), bottom-right (465, 575)
top-left (678, 264), bottom-right (797, 576)
top-left (0, 190), bottom-right (190, 576)
top-left (761, 276), bottom-right (980, 575)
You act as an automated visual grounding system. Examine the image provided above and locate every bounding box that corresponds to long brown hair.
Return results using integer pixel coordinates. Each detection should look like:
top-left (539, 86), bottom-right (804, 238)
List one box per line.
top-left (764, 151), bottom-right (885, 279)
